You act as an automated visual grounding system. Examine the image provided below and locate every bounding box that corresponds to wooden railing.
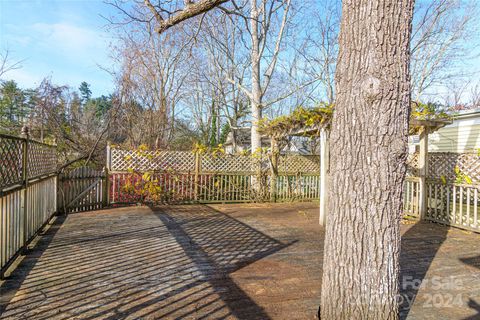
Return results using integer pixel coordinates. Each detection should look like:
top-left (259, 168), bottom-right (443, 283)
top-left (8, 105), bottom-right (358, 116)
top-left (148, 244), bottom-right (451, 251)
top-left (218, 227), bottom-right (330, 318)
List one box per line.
top-left (425, 181), bottom-right (480, 232)
top-left (0, 132), bottom-right (57, 277)
top-left (404, 176), bottom-right (420, 217)
top-left (403, 176), bottom-right (480, 232)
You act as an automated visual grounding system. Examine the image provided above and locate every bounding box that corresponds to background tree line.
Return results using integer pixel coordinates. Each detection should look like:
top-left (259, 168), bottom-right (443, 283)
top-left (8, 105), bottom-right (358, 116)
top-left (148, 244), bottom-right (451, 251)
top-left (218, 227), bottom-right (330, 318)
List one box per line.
top-left (1, 0), bottom-right (479, 167)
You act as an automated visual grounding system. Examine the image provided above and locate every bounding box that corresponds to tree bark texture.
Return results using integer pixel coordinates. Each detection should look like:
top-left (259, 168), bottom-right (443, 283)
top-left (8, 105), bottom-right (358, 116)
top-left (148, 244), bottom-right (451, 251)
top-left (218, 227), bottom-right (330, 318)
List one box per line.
top-left (320, 1), bottom-right (414, 319)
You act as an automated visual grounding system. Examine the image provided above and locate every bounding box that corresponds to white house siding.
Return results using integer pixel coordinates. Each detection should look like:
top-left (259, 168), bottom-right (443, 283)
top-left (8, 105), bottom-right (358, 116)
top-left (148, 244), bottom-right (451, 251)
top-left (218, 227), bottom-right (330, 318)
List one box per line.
top-left (428, 116), bottom-right (480, 153)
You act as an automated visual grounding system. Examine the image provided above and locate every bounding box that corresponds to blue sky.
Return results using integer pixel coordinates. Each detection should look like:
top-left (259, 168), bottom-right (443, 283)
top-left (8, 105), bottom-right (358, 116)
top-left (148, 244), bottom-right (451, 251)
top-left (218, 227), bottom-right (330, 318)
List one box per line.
top-left (0, 0), bottom-right (116, 96)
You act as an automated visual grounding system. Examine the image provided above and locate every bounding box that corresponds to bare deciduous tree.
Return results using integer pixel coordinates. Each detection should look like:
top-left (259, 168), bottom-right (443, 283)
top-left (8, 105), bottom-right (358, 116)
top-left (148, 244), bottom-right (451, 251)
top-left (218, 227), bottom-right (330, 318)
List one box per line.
top-left (411, 0), bottom-right (479, 100)
top-left (29, 78), bottom-right (115, 165)
top-left (110, 9), bottom-right (192, 149)
top-left (114, 1), bottom-right (323, 158)
top-left (187, 12), bottom-right (250, 149)
top-left (294, 0), bottom-right (340, 105)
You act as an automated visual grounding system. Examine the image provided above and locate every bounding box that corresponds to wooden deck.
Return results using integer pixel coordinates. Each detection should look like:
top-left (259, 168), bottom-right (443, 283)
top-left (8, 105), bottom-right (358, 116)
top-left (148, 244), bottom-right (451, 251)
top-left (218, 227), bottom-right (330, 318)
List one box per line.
top-left (0, 203), bottom-right (479, 320)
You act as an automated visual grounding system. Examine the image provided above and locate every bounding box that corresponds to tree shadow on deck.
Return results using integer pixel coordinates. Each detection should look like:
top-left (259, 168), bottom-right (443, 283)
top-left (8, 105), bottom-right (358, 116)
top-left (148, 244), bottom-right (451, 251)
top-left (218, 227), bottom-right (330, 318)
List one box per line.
top-left (459, 255), bottom-right (480, 319)
top-left (0, 205), bottom-right (294, 320)
top-left (399, 221), bottom-right (449, 320)
top-left (149, 205), bottom-right (295, 319)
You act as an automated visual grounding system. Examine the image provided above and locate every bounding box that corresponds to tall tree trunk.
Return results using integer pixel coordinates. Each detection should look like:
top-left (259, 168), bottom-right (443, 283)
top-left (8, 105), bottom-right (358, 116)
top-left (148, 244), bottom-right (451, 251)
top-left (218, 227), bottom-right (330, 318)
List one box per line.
top-left (250, 0), bottom-right (262, 154)
top-left (250, 0), bottom-right (263, 192)
top-left (158, 85), bottom-right (168, 149)
top-left (320, 1), bottom-right (414, 319)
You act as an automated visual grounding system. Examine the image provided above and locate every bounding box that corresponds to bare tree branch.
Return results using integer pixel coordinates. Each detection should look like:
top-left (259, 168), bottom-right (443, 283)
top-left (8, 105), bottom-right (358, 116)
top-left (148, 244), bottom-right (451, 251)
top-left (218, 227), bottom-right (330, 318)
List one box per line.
top-left (0, 50), bottom-right (23, 79)
top-left (144, 0), bottom-right (229, 33)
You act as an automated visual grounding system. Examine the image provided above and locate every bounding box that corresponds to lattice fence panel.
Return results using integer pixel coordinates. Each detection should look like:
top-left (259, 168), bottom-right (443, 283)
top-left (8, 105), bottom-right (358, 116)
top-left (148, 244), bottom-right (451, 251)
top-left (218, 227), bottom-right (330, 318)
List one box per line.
top-left (0, 136), bottom-right (23, 188)
top-left (110, 149), bottom-right (195, 172)
top-left (111, 148), bottom-right (321, 174)
top-left (201, 154), bottom-right (319, 174)
top-left (428, 152), bottom-right (480, 183)
top-left (201, 154), bottom-right (253, 173)
top-left (407, 153), bottom-right (419, 176)
top-left (27, 140), bottom-right (57, 178)
top-left (278, 155), bottom-right (320, 174)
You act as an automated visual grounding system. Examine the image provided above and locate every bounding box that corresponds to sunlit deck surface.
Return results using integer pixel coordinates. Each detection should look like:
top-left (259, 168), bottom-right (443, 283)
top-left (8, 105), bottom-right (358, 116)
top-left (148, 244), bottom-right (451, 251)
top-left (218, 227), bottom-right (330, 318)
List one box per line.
top-left (1, 203), bottom-right (479, 320)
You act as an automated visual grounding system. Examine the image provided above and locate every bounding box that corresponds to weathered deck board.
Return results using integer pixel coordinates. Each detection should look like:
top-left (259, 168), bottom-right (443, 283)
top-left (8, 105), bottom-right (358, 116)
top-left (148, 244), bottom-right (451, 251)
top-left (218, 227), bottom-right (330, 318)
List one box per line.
top-left (0, 203), bottom-right (479, 319)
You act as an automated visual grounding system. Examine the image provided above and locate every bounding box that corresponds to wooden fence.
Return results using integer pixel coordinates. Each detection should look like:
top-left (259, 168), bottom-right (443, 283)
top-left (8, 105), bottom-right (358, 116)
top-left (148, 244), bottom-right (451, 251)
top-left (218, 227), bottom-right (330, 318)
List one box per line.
top-left (403, 180), bottom-right (480, 232)
top-left (0, 132), bottom-right (57, 277)
top-left (424, 181), bottom-right (479, 232)
top-left (58, 167), bottom-right (107, 213)
top-left (405, 151), bottom-right (480, 232)
top-left (110, 171), bottom-right (320, 204)
top-left (107, 147), bottom-right (321, 204)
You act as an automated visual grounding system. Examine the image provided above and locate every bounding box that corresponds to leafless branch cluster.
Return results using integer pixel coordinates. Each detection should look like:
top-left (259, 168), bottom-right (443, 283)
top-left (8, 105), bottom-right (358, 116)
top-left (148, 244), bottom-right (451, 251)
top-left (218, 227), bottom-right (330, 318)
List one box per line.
top-left (0, 49), bottom-right (23, 79)
top-left (101, 0), bottom-right (479, 155)
top-left (106, 0), bottom-right (323, 153)
top-left (411, 0), bottom-right (479, 100)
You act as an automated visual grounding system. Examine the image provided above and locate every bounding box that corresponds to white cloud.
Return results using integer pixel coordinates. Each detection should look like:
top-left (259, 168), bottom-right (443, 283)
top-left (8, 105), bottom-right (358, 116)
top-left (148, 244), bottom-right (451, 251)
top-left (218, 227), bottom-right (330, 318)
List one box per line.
top-left (1, 21), bottom-right (115, 94)
top-left (30, 22), bottom-right (111, 63)
top-left (0, 0), bottom-right (117, 95)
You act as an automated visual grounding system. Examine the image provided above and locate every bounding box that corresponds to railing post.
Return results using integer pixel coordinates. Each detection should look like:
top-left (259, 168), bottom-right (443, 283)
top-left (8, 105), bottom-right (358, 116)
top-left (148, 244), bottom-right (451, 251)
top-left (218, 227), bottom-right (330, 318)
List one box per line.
top-left (270, 138), bottom-right (279, 202)
top-left (106, 142), bottom-right (112, 171)
top-left (418, 128), bottom-right (429, 220)
top-left (296, 171), bottom-right (301, 199)
top-left (102, 166), bottom-right (110, 208)
top-left (105, 143), bottom-right (112, 206)
top-left (21, 126), bottom-right (29, 253)
top-left (319, 128), bottom-right (330, 226)
top-left (57, 171), bottom-right (65, 215)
